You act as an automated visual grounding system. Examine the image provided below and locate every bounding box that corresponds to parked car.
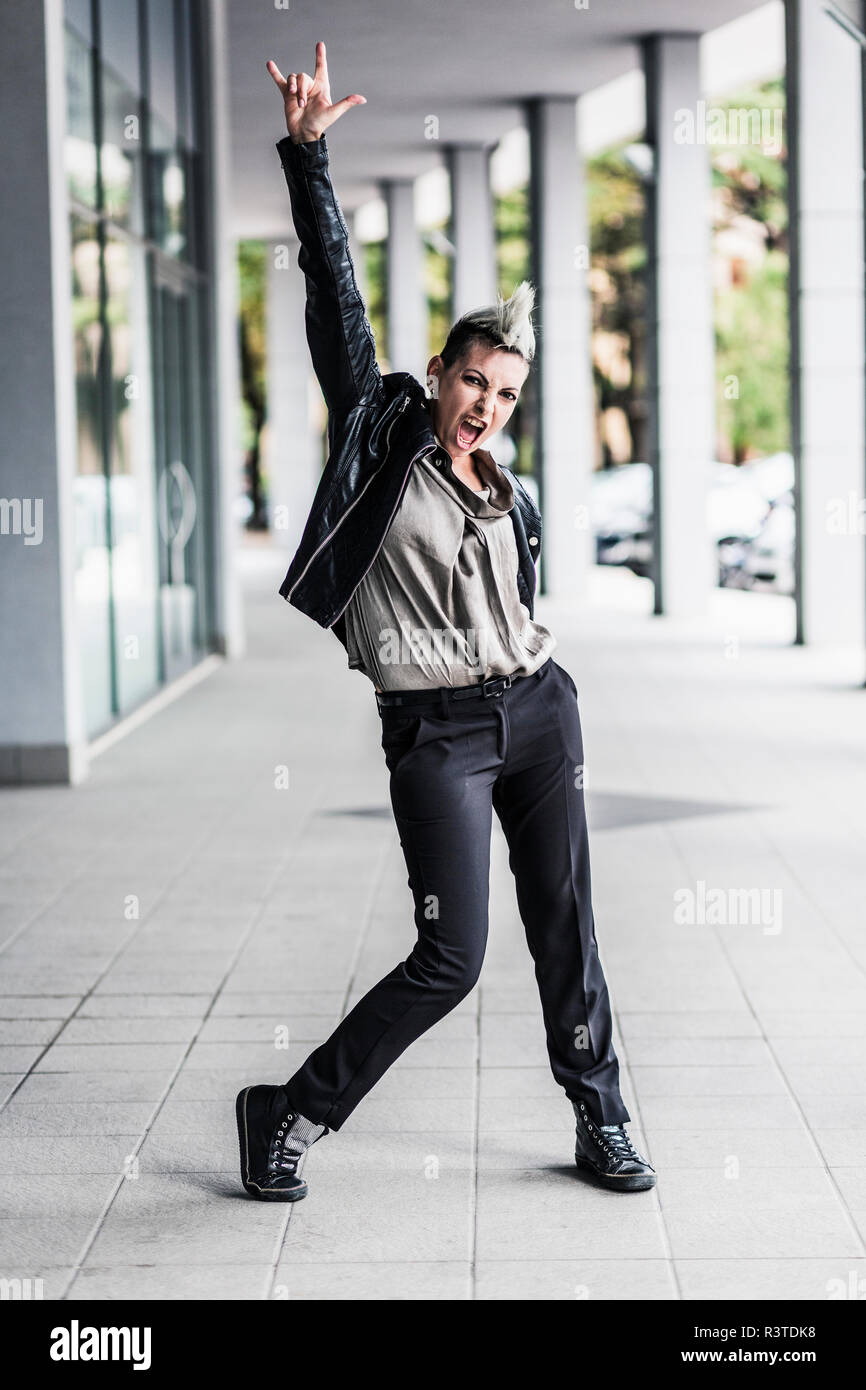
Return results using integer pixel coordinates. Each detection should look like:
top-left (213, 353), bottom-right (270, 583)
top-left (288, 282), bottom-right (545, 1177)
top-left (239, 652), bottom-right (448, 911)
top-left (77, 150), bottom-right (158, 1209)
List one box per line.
top-left (739, 451), bottom-right (794, 505)
top-left (734, 453), bottom-right (795, 594)
top-left (739, 490), bottom-right (795, 593)
top-left (707, 461), bottom-right (769, 546)
top-left (590, 457), bottom-right (795, 594)
top-left (592, 461), bottom-right (653, 576)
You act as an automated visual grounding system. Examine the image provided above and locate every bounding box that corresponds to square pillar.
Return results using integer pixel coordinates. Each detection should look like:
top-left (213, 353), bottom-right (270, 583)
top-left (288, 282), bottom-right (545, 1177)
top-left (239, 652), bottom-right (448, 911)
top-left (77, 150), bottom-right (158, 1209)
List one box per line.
top-left (447, 144), bottom-right (497, 318)
top-left (786, 0), bottom-right (866, 647)
top-left (383, 178), bottom-right (428, 380)
top-left (528, 96), bottom-right (595, 598)
top-left (265, 238), bottom-right (321, 555)
top-left (644, 34), bottom-right (718, 618)
top-left (0, 0), bottom-right (86, 783)
top-left (203, 0), bottom-right (245, 659)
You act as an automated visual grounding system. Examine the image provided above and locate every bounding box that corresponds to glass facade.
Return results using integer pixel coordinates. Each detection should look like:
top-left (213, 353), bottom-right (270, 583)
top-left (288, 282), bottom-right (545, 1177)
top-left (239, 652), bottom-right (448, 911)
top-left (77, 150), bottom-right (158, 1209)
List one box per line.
top-left (64, 0), bottom-right (213, 738)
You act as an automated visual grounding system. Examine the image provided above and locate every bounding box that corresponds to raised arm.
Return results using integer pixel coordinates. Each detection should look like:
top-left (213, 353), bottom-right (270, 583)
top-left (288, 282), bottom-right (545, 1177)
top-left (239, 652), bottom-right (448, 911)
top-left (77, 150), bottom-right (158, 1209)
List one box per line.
top-left (267, 43), bottom-right (382, 412)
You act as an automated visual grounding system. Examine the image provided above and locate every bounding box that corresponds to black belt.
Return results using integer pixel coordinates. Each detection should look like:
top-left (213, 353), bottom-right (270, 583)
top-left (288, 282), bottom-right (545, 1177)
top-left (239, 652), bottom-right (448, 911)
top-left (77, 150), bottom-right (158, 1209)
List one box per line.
top-left (376, 660), bottom-right (550, 711)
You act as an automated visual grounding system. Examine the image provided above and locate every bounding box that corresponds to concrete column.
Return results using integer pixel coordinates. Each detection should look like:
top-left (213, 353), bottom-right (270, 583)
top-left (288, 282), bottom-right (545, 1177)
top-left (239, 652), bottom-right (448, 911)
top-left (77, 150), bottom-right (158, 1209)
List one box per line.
top-left (0, 0), bottom-right (86, 783)
top-left (203, 0), bottom-right (245, 658)
top-left (643, 35), bottom-right (717, 618)
top-left (383, 178), bottom-right (428, 380)
top-left (528, 97), bottom-right (594, 598)
top-left (786, 0), bottom-right (866, 646)
top-left (265, 239), bottom-right (320, 555)
top-left (447, 144), bottom-right (497, 318)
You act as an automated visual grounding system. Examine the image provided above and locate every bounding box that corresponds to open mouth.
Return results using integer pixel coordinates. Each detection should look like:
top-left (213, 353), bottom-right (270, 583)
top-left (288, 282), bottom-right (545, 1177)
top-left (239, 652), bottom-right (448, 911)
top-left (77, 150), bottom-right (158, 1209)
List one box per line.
top-left (456, 417), bottom-right (485, 451)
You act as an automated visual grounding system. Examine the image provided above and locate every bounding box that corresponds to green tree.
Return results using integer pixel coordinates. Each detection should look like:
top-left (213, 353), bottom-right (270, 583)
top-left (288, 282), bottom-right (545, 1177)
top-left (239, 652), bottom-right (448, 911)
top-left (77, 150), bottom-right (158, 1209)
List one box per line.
top-left (362, 239), bottom-right (386, 363)
top-left (494, 184), bottom-right (535, 476)
top-left (711, 77), bottom-right (789, 460)
top-left (237, 240), bottom-right (267, 527)
top-left (587, 147), bottom-right (648, 466)
top-left (716, 253), bottom-right (789, 461)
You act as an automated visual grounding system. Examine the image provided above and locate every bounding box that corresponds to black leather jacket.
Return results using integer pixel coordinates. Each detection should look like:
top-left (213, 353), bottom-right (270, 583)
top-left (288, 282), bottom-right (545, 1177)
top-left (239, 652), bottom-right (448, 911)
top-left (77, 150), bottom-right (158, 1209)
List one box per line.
top-left (274, 133), bottom-right (543, 654)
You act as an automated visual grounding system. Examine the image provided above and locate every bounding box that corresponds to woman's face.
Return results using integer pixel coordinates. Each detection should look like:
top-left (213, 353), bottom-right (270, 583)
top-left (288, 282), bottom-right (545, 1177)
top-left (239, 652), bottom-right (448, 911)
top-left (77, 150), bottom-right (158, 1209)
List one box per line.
top-left (427, 343), bottom-right (529, 458)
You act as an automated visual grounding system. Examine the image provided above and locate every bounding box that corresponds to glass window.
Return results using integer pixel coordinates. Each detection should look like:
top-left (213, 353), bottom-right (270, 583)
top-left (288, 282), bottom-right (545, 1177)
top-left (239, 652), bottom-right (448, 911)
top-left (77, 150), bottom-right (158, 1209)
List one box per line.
top-left (147, 0), bottom-right (178, 135)
top-left (70, 212), bottom-right (114, 735)
top-left (99, 0), bottom-right (144, 230)
top-left (65, 17), bottom-right (98, 208)
top-left (148, 141), bottom-right (187, 259)
top-left (99, 0), bottom-right (140, 91)
top-left (66, 0), bottom-right (92, 43)
top-left (145, 0), bottom-right (189, 257)
top-left (176, 0), bottom-right (200, 263)
top-left (66, 0), bottom-right (212, 735)
top-left (101, 65), bottom-right (145, 230)
top-left (176, 0), bottom-right (198, 150)
top-left (104, 236), bottom-right (160, 711)
top-left (177, 282), bottom-right (210, 652)
top-left (152, 278), bottom-right (208, 677)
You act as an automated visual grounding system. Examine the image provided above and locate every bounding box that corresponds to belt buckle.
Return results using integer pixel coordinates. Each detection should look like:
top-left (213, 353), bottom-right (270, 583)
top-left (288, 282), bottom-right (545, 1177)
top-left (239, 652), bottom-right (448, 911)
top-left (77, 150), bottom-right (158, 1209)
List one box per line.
top-left (482, 674), bottom-right (512, 699)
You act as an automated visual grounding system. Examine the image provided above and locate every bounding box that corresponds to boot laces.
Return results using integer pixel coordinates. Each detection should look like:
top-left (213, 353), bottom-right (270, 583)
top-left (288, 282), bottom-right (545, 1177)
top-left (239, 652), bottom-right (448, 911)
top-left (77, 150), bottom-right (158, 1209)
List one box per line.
top-left (269, 1114), bottom-right (301, 1175)
top-left (597, 1124), bottom-right (641, 1162)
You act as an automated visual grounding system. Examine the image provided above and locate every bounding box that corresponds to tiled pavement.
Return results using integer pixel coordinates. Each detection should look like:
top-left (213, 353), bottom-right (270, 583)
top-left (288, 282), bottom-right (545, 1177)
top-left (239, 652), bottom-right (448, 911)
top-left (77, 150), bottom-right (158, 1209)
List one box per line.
top-left (2, 542), bottom-right (866, 1301)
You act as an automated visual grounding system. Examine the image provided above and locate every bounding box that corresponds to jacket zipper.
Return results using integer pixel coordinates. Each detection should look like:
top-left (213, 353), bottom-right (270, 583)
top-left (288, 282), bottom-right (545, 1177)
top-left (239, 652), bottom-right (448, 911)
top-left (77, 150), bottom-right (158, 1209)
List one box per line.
top-left (285, 393), bottom-right (413, 605)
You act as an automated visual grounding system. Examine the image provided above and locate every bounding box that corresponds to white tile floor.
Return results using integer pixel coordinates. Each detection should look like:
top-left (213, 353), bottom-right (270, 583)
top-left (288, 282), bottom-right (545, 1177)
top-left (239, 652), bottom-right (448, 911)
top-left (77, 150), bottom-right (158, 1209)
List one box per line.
top-left (1, 546), bottom-right (865, 1300)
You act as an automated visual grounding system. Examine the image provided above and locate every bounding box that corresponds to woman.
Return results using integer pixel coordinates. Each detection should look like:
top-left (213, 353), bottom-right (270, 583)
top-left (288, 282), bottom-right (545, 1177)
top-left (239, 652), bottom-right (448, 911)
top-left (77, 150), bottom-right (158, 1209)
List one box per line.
top-left (236, 42), bottom-right (656, 1202)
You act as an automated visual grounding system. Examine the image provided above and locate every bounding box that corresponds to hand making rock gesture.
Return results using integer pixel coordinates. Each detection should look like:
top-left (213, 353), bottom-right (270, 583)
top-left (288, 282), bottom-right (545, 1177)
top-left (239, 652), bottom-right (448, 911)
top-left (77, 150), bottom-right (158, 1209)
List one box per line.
top-left (266, 41), bottom-right (366, 145)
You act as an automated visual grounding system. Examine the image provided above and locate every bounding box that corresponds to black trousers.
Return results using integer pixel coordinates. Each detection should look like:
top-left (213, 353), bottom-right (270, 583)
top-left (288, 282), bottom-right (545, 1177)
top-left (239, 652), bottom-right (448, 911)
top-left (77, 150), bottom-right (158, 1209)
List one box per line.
top-left (285, 657), bottom-right (630, 1131)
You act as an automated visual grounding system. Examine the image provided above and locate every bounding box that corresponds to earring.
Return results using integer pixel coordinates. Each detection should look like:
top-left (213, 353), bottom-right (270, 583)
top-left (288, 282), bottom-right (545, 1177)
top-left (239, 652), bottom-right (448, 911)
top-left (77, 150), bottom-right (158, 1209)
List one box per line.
top-left (426, 374), bottom-right (439, 399)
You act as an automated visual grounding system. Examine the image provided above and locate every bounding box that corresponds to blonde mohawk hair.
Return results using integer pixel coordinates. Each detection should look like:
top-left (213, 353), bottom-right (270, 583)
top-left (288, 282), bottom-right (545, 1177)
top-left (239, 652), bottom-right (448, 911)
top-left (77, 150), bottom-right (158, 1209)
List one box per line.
top-left (441, 280), bottom-right (537, 367)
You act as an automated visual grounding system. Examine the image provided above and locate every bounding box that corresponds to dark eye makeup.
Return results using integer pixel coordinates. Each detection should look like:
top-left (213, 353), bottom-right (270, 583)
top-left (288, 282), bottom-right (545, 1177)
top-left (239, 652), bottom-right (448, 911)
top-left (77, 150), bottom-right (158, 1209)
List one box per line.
top-left (464, 373), bottom-right (517, 401)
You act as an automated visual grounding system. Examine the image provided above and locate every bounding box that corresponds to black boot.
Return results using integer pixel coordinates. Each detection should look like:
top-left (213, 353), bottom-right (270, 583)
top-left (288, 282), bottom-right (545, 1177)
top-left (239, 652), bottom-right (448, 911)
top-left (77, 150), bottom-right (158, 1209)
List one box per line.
top-left (236, 1084), bottom-right (327, 1201)
top-left (572, 1101), bottom-right (656, 1191)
